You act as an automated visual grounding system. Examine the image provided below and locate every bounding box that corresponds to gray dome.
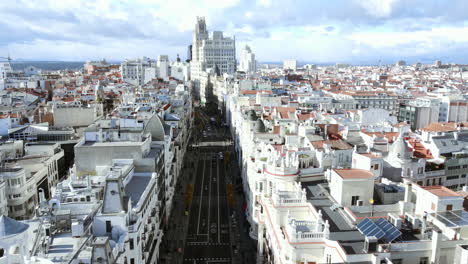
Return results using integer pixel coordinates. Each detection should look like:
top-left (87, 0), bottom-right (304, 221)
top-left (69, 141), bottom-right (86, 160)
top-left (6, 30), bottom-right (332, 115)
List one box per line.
top-left (392, 135), bottom-right (412, 160)
top-left (0, 215), bottom-right (29, 237)
top-left (247, 110), bottom-right (258, 121)
top-left (144, 114), bottom-right (166, 141)
top-left (254, 119), bottom-right (266, 133)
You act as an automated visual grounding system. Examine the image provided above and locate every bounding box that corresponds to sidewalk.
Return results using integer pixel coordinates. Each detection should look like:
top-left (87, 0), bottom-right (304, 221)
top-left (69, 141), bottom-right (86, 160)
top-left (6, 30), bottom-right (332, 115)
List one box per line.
top-left (228, 144), bottom-right (257, 264)
top-left (159, 149), bottom-right (198, 264)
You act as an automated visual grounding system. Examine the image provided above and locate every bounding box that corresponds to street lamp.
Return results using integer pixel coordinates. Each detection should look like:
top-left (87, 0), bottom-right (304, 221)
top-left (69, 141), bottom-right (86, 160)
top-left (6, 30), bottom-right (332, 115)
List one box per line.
top-left (369, 199), bottom-right (374, 217)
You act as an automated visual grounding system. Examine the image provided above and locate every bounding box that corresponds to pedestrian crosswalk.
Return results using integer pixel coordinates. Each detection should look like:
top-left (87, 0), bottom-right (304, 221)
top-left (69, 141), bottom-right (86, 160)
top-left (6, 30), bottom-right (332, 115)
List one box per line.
top-left (184, 257), bottom-right (231, 261)
top-left (186, 242), bottom-right (230, 246)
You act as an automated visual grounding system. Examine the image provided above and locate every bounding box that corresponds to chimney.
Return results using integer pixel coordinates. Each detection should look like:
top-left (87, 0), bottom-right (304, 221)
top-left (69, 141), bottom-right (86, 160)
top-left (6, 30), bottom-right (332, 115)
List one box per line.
top-left (404, 183), bottom-right (412, 203)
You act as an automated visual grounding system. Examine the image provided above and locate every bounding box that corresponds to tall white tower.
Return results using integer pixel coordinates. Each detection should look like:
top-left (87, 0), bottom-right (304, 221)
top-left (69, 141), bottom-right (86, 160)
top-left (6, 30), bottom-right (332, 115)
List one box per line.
top-left (239, 45), bottom-right (257, 74)
top-left (192, 17), bottom-right (208, 62)
top-left (191, 16), bottom-right (236, 76)
top-left (190, 16), bottom-right (236, 104)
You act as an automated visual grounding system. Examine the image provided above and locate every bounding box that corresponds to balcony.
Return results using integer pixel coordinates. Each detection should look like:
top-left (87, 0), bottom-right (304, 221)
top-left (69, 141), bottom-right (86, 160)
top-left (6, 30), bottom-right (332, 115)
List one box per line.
top-left (412, 169), bottom-right (445, 179)
top-left (284, 218), bottom-right (329, 243)
top-left (271, 181), bottom-right (307, 207)
top-left (272, 191), bottom-right (305, 206)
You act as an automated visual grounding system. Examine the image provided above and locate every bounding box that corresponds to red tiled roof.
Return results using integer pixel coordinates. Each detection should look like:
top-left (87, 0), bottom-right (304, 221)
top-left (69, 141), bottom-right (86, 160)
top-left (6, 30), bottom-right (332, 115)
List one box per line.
top-left (240, 90), bottom-right (273, 95)
top-left (422, 186), bottom-right (461, 197)
top-left (334, 169), bottom-right (374, 179)
top-left (297, 112), bottom-right (315, 121)
top-left (408, 138), bottom-right (433, 159)
top-left (311, 139), bottom-right (352, 150)
top-left (421, 122), bottom-right (468, 132)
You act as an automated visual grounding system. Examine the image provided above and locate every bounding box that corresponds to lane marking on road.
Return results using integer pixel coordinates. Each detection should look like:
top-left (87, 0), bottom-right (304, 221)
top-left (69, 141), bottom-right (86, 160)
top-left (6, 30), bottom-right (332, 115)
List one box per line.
top-left (217, 156), bottom-right (220, 243)
top-left (197, 152), bottom-right (206, 234)
top-left (207, 152), bottom-right (212, 242)
top-left (186, 242), bottom-right (230, 246)
top-left (184, 258), bottom-right (231, 261)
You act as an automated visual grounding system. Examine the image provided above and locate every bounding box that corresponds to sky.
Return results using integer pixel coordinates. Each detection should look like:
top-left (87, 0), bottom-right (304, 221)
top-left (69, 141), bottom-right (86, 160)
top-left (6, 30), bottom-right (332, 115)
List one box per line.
top-left (1, 0), bottom-right (468, 64)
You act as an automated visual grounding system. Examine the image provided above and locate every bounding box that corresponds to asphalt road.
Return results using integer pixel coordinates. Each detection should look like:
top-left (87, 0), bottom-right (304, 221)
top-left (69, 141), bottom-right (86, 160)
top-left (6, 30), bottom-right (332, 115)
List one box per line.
top-left (183, 143), bottom-right (232, 263)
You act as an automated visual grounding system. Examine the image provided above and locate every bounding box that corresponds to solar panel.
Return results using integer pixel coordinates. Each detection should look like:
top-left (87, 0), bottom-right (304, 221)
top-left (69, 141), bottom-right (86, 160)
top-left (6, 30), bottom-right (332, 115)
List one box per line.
top-left (357, 218), bottom-right (385, 239)
top-left (375, 218), bottom-right (402, 242)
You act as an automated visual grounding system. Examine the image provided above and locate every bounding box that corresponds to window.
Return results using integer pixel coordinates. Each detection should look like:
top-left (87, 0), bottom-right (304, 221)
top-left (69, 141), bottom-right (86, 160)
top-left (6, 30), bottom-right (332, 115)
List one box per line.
top-left (374, 164), bottom-right (379, 170)
top-left (419, 257), bottom-right (429, 264)
top-left (431, 203), bottom-right (436, 211)
top-left (105, 221), bottom-right (112, 233)
top-left (462, 174), bottom-right (466, 178)
top-left (446, 204), bottom-right (453, 211)
top-left (447, 175), bottom-right (459, 180)
top-left (130, 259), bottom-right (135, 264)
top-left (351, 196), bottom-right (360, 206)
top-left (129, 238), bottom-right (134, 250)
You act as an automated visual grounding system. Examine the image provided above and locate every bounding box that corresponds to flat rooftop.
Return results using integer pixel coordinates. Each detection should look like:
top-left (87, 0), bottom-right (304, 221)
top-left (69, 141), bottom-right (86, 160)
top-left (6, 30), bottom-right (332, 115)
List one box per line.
top-left (125, 176), bottom-right (152, 207)
top-left (45, 232), bottom-right (81, 263)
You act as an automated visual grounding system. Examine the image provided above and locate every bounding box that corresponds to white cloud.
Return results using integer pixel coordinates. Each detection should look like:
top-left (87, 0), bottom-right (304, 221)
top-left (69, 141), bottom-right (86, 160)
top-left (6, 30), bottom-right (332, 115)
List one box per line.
top-left (355, 0), bottom-right (400, 18)
top-left (257, 0), bottom-right (272, 8)
top-left (203, 0), bottom-right (240, 9)
top-left (1, 0), bottom-right (468, 63)
top-left (348, 26), bottom-right (468, 49)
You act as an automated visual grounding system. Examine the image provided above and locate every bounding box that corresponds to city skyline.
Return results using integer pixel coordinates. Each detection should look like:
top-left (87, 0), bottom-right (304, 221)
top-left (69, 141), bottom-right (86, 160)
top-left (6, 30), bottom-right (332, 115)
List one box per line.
top-left (1, 0), bottom-right (468, 64)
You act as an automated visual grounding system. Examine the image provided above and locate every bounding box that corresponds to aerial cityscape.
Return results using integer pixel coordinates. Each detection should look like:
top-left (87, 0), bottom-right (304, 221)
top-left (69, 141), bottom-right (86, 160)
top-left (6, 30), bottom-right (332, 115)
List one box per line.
top-left (1, 1), bottom-right (468, 264)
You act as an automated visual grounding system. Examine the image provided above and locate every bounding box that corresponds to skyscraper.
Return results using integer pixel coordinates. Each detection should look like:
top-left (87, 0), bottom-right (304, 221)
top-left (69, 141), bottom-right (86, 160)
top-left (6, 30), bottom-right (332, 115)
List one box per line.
top-left (239, 45), bottom-right (257, 74)
top-left (191, 17), bottom-right (236, 75)
top-left (190, 17), bottom-right (236, 104)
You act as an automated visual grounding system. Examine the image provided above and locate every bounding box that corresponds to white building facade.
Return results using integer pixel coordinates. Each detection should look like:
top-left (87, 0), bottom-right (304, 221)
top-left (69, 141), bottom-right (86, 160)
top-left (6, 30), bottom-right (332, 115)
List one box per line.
top-left (239, 45), bottom-right (257, 74)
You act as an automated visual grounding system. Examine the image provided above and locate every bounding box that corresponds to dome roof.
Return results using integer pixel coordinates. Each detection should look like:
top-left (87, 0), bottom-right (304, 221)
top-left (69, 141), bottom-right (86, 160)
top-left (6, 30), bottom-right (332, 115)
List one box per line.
top-left (391, 135), bottom-right (412, 160)
top-left (144, 114), bottom-right (166, 141)
top-left (254, 119), bottom-right (266, 133)
top-left (0, 215), bottom-right (29, 237)
top-left (247, 110), bottom-right (258, 121)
